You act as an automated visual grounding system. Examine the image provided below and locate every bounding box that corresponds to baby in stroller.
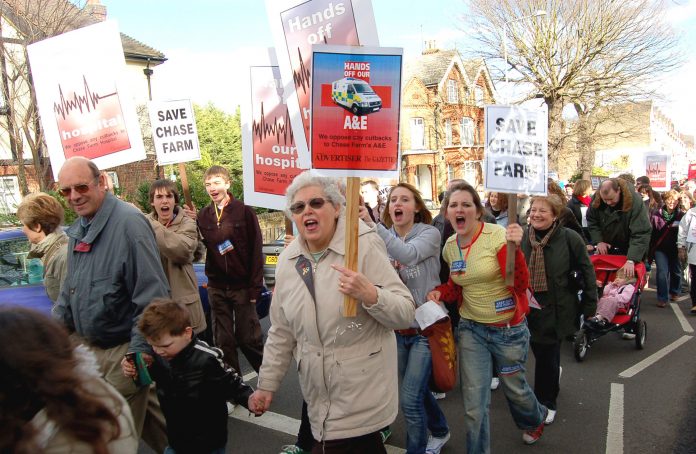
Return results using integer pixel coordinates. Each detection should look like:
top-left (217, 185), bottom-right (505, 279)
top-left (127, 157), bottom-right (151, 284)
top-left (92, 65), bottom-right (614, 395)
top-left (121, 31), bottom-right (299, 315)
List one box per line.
top-left (586, 275), bottom-right (637, 329)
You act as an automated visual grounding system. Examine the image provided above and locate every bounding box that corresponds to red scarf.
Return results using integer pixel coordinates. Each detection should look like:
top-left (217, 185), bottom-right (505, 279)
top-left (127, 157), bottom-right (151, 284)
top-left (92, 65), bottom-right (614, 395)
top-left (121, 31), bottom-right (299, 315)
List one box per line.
top-left (578, 195), bottom-right (591, 207)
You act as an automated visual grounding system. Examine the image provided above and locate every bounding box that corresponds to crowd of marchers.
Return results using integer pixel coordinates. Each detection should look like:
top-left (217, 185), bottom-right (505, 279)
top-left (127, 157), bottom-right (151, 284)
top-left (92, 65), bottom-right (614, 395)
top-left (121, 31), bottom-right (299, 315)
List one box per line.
top-left (2, 158), bottom-right (696, 454)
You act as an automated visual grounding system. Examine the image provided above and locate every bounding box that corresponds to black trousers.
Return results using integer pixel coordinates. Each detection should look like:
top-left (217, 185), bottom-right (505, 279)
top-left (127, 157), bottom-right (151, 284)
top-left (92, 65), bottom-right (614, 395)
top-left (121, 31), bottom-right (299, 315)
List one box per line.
top-left (530, 341), bottom-right (561, 411)
top-left (312, 431), bottom-right (386, 454)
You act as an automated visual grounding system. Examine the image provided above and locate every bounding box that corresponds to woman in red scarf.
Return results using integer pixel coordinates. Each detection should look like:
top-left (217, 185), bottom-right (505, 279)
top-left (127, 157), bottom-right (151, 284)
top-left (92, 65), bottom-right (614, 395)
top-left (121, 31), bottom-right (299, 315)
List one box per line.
top-left (567, 179), bottom-right (593, 250)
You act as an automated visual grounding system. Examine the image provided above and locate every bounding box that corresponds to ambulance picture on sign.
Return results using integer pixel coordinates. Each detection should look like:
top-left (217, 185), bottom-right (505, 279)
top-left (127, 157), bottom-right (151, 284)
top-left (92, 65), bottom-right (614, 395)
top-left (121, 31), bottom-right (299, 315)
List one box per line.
top-left (331, 77), bottom-right (382, 116)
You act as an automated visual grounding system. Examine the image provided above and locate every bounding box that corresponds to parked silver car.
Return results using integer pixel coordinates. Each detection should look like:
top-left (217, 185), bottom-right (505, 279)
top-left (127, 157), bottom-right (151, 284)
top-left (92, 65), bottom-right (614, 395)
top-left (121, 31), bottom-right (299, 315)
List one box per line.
top-left (262, 233), bottom-right (284, 287)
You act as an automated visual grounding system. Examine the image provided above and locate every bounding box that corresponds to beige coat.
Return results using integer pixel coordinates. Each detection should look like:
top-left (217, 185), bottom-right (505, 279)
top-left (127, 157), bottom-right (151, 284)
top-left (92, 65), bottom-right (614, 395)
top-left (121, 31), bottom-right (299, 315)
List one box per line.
top-left (28, 230), bottom-right (68, 303)
top-left (257, 212), bottom-right (415, 441)
top-left (31, 346), bottom-right (138, 453)
top-left (146, 209), bottom-right (206, 333)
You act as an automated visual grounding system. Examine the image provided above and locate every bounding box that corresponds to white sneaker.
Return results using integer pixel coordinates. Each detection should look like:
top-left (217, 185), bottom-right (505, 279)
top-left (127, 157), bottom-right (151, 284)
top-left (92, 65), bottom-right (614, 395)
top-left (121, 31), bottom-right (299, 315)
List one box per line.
top-left (227, 402), bottom-right (236, 415)
top-left (622, 332), bottom-right (636, 340)
top-left (426, 432), bottom-right (451, 454)
top-left (432, 392), bottom-right (446, 400)
top-left (544, 409), bottom-right (557, 425)
top-left (490, 377), bottom-right (500, 390)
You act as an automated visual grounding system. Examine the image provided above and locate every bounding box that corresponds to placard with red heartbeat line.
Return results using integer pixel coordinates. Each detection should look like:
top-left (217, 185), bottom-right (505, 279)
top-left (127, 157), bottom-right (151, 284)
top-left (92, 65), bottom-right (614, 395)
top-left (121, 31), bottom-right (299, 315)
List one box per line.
top-left (278, 0), bottom-right (360, 145)
top-left (249, 65), bottom-right (303, 198)
top-left (52, 75), bottom-right (131, 160)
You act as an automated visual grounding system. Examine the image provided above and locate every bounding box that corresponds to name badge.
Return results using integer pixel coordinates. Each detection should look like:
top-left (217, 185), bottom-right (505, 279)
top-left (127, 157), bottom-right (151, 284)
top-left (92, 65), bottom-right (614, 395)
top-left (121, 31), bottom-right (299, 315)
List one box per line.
top-left (217, 239), bottom-right (234, 255)
top-left (495, 297), bottom-right (515, 314)
top-left (450, 260), bottom-right (466, 275)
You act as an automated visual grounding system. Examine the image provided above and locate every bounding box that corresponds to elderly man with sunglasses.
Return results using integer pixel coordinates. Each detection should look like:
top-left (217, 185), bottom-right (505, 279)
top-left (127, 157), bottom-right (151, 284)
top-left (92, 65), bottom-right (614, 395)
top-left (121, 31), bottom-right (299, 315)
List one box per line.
top-left (53, 156), bottom-right (171, 452)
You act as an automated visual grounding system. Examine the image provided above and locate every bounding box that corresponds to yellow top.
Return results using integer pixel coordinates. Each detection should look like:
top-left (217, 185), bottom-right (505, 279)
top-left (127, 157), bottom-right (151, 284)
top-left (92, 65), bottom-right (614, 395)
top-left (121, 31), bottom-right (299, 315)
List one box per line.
top-left (442, 223), bottom-right (514, 324)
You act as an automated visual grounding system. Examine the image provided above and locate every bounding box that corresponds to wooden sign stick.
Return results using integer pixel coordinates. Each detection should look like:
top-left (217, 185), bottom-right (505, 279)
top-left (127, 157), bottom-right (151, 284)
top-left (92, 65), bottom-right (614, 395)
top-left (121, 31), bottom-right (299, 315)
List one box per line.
top-left (505, 194), bottom-right (518, 286)
top-left (343, 176), bottom-right (360, 317)
top-left (178, 163), bottom-right (193, 209)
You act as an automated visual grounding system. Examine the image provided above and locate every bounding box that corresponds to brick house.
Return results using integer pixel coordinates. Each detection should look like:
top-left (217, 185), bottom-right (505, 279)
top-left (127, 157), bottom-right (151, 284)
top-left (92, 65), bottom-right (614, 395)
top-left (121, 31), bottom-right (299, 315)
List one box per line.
top-left (0, 0), bottom-right (165, 212)
top-left (400, 45), bottom-right (497, 203)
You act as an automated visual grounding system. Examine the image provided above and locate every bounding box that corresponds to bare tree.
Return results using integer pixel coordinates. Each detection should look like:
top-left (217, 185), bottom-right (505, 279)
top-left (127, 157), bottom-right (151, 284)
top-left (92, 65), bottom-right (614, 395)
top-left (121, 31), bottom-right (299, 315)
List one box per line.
top-left (0, 0), bottom-right (89, 193)
top-left (462, 0), bottom-right (681, 175)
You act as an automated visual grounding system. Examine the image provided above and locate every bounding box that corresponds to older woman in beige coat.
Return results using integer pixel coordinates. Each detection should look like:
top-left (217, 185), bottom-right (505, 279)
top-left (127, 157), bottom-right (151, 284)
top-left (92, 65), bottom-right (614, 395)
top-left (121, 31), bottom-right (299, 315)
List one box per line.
top-left (250, 172), bottom-right (415, 453)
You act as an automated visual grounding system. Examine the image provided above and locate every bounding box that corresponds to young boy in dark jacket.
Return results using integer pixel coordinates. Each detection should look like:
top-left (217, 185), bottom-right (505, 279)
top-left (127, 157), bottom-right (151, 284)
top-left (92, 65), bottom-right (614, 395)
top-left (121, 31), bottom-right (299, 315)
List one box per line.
top-left (122, 299), bottom-right (253, 454)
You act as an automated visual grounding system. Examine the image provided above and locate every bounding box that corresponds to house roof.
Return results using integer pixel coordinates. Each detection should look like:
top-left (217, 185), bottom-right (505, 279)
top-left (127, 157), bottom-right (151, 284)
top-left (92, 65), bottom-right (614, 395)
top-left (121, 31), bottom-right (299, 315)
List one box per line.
top-left (0, 0), bottom-right (166, 63)
top-left (405, 49), bottom-right (459, 87)
top-left (404, 48), bottom-right (489, 92)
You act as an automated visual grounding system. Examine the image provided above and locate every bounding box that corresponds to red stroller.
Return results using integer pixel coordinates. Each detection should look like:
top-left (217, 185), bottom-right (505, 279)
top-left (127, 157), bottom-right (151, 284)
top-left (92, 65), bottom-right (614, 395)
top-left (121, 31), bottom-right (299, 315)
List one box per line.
top-left (573, 255), bottom-right (648, 362)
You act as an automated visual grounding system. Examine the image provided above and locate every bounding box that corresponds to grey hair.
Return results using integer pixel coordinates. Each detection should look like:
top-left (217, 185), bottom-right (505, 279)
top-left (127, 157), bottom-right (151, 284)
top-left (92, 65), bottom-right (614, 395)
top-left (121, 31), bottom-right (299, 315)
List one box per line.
top-left (284, 171), bottom-right (345, 217)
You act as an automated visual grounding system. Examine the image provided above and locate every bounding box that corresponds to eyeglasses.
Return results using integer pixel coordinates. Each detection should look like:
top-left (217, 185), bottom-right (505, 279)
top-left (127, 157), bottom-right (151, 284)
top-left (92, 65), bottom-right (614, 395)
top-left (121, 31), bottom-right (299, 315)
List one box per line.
top-left (58, 176), bottom-right (98, 197)
top-left (289, 197), bottom-right (327, 214)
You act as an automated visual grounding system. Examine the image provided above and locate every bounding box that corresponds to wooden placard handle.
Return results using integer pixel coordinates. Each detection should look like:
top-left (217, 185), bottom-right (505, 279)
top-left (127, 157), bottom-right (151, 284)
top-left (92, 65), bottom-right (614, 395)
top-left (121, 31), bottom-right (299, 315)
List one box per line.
top-left (505, 194), bottom-right (518, 286)
top-left (178, 163), bottom-right (193, 209)
top-left (343, 177), bottom-right (360, 317)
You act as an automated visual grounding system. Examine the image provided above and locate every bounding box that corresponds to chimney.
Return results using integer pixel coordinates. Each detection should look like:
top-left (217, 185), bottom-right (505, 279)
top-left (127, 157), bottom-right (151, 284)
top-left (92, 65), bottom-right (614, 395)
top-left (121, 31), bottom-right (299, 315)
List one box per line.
top-left (85, 0), bottom-right (107, 22)
top-left (422, 40), bottom-right (439, 55)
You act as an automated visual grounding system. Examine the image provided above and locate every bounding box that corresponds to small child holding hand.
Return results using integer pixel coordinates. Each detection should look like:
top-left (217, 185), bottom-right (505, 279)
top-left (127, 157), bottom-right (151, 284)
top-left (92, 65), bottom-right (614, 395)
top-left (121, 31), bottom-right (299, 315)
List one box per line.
top-left (122, 299), bottom-right (253, 454)
top-left (587, 276), bottom-right (636, 328)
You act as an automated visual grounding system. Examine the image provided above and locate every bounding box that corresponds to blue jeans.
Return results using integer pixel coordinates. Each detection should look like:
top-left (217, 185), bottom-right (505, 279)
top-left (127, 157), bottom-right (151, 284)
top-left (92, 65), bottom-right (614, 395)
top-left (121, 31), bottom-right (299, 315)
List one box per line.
top-left (164, 447), bottom-right (225, 454)
top-left (458, 319), bottom-right (546, 454)
top-left (397, 334), bottom-right (449, 454)
top-left (654, 250), bottom-right (682, 302)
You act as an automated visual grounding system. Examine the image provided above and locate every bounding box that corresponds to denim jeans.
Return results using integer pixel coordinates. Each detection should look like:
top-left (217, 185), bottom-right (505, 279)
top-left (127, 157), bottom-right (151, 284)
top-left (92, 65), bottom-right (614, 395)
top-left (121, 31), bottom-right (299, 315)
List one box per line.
top-left (458, 319), bottom-right (546, 454)
top-left (164, 447), bottom-right (225, 454)
top-left (397, 333), bottom-right (449, 454)
top-left (654, 250), bottom-right (682, 302)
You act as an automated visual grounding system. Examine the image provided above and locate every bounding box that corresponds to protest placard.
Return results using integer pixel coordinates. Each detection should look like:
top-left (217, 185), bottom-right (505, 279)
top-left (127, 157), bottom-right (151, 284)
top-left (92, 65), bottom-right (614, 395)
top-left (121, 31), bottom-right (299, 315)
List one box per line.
top-left (266, 0), bottom-right (379, 165)
top-left (644, 153), bottom-right (671, 191)
top-left (241, 50), bottom-right (308, 211)
top-left (148, 99), bottom-right (200, 165)
top-left (310, 44), bottom-right (402, 179)
top-left (484, 105), bottom-right (548, 195)
top-left (27, 21), bottom-right (145, 178)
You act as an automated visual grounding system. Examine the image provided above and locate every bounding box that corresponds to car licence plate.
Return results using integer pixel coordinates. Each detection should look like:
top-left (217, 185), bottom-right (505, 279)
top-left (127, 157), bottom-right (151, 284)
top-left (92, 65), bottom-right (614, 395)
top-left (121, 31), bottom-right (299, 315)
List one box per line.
top-left (265, 256), bottom-right (278, 265)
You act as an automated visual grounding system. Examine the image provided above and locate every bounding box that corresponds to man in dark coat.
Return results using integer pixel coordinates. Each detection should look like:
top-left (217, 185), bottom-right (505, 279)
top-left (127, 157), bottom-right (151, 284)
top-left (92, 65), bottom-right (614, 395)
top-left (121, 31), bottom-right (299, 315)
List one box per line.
top-left (587, 178), bottom-right (651, 278)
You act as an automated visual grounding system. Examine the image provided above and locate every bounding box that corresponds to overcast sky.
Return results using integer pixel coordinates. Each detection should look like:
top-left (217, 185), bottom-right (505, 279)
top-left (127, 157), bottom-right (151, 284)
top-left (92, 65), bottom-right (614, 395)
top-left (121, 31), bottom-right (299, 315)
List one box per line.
top-left (102, 0), bottom-right (696, 136)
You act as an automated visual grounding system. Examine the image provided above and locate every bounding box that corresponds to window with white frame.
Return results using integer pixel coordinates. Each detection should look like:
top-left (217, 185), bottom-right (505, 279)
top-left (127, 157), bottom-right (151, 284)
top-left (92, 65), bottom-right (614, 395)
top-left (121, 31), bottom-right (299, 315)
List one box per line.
top-left (462, 161), bottom-right (479, 185)
top-left (475, 86), bottom-right (484, 107)
top-left (447, 164), bottom-right (455, 181)
top-left (0, 176), bottom-right (21, 214)
top-left (410, 117), bottom-right (425, 149)
top-left (461, 117), bottom-right (474, 146)
top-left (445, 119), bottom-right (452, 146)
top-left (447, 79), bottom-right (458, 103)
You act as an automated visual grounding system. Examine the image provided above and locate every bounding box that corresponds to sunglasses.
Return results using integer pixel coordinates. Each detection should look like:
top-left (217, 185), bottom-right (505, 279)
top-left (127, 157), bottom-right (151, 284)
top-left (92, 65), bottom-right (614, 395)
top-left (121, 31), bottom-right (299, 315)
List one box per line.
top-left (289, 197), bottom-right (327, 214)
top-left (59, 176), bottom-right (98, 197)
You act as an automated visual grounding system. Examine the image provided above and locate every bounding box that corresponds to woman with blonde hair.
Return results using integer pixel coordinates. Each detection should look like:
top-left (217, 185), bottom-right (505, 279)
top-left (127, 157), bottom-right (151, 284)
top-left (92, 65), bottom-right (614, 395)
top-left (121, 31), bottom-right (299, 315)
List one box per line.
top-left (507, 195), bottom-right (597, 425)
top-left (16, 192), bottom-right (68, 303)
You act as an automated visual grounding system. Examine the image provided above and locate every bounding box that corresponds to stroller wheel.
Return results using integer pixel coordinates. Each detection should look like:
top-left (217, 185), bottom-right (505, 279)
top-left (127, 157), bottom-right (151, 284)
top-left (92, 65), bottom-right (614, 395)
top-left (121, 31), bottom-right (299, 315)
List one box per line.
top-left (574, 329), bottom-right (589, 362)
top-left (635, 319), bottom-right (647, 350)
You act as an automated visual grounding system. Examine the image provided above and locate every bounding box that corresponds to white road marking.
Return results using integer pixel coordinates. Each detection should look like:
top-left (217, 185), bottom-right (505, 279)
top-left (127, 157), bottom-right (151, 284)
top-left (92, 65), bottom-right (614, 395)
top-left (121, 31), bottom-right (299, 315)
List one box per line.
top-left (606, 383), bottom-right (623, 454)
top-left (618, 335), bottom-right (693, 378)
top-left (229, 390), bottom-right (405, 453)
top-left (243, 371), bottom-right (258, 382)
top-left (673, 295), bottom-right (689, 302)
top-left (670, 302), bottom-right (694, 333)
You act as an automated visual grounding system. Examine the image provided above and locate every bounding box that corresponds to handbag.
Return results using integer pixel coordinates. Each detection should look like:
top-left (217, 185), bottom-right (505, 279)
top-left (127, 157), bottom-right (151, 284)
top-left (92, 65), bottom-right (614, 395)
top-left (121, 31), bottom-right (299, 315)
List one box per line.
top-left (422, 317), bottom-right (457, 393)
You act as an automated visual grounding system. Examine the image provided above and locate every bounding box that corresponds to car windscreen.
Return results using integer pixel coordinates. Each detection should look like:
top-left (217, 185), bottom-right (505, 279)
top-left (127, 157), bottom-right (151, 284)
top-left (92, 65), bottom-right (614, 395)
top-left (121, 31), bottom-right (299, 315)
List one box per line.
top-left (354, 83), bottom-right (374, 94)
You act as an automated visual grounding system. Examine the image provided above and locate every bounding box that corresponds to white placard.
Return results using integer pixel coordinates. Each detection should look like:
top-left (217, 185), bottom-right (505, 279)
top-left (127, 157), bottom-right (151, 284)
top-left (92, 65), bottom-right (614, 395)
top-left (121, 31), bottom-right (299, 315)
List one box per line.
top-left (265, 0), bottom-right (379, 166)
top-left (484, 105), bottom-right (548, 195)
top-left (27, 21), bottom-right (146, 178)
top-left (241, 49), bottom-right (309, 210)
top-left (148, 99), bottom-right (201, 165)
top-left (644, 153), bottom-right (671, 191)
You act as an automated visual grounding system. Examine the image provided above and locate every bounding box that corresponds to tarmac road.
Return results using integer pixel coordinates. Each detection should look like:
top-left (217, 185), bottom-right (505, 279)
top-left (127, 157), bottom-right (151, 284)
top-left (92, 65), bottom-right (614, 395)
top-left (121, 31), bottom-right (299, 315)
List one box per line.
top-left (140, 279), bottom-right (696, 454)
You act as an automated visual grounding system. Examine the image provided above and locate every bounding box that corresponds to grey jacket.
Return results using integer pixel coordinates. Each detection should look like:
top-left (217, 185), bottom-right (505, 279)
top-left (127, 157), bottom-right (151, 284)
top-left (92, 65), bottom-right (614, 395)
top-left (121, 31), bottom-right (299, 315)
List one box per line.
top-left (54, 193), bottom-right (170, 353)
top-left (374, 222), bottom-right (440, 310)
